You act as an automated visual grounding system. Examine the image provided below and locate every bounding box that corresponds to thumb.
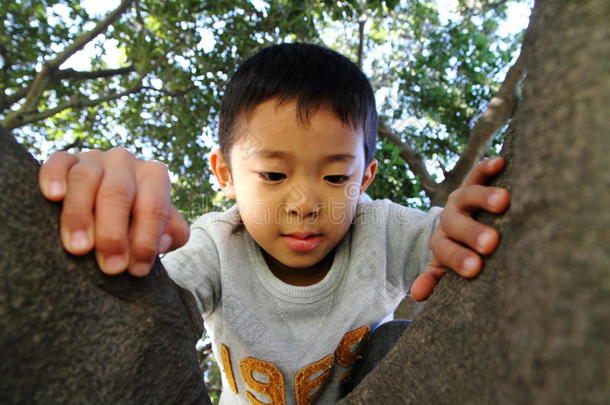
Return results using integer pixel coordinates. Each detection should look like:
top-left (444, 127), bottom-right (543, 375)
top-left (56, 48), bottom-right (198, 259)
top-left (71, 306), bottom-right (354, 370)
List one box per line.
top-left (410, 259), bottom-right (447, 302)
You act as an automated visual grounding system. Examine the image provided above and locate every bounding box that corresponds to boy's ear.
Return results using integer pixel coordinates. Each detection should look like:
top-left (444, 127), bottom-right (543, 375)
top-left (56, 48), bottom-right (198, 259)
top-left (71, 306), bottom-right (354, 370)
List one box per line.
top-left (210, 149), bottom-right (236, 199)
top-left (360, 158), bottom-right (378, 194)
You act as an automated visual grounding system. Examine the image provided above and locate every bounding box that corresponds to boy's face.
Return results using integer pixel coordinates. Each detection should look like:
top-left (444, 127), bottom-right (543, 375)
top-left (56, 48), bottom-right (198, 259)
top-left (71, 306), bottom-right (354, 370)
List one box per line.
top-left (211, 98), bottom-right (377, 276)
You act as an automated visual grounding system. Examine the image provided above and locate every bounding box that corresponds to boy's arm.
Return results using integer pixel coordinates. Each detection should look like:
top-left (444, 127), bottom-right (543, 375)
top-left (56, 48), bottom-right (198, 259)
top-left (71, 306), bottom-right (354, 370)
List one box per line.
top-left (38, 148), bottom-right (190, 276)
top-left (411, 157), bottom-right (510, 301)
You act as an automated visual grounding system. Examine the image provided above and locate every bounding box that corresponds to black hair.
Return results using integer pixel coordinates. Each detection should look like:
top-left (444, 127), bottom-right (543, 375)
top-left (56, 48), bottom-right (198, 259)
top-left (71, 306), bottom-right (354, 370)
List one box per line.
top-left (218, 43), bottom-right (378, 165)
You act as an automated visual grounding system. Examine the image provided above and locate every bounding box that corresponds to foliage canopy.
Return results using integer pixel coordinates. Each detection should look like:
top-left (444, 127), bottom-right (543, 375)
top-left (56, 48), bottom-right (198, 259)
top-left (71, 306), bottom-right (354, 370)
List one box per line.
top-left (1, 0), bottom-right (528, 215)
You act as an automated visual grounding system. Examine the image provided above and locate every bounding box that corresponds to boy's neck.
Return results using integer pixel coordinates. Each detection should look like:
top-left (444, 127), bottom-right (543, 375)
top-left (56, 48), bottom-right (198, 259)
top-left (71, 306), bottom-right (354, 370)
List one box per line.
top-left (262, 250), bottom-right (335, 286)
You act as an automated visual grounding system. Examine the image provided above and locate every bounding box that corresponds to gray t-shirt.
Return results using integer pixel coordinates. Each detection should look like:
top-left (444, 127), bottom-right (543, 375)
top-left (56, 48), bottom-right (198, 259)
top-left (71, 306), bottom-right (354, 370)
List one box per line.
top-left (162, 197), bottom-right (441, 405)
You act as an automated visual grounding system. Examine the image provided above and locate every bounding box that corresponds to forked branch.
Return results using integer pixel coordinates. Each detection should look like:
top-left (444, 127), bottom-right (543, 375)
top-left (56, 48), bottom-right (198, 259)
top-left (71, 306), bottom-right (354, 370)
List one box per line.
top-left (2, 0), bottom-right (135, 130)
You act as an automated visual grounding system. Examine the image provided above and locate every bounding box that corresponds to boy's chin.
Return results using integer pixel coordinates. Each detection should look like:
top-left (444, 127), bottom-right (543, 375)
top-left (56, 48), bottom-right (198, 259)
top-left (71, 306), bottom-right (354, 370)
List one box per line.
top-left (276, 255), bottom-right (324, 270)
top-left (281, 250), bottom-right (335, 271)
top-left (265, 249), bottom-right (331, 271)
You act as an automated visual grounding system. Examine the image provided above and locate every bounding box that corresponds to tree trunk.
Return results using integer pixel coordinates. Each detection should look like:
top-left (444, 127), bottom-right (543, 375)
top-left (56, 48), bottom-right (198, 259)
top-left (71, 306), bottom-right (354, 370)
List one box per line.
top-left (340, 0), bottom-right (610, 403)
top-left (0, 128), bottom-right (211, 403)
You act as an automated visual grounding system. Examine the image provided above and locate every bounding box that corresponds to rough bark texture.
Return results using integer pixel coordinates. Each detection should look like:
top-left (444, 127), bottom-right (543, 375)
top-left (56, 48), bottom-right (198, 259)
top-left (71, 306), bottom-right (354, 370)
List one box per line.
top-left (0, 128), bottom-right (210, 404)
top-left (341, 0), bottom-right (610, 403)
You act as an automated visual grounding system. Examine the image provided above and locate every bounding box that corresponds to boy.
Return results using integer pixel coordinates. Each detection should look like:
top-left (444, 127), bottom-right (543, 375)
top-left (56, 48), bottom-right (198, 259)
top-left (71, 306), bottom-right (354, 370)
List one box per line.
top-left (39, 44), bottom-right (509, 404)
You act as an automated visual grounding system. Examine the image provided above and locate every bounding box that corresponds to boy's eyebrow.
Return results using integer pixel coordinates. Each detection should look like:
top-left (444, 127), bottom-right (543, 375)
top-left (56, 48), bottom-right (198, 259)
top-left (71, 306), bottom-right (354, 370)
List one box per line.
top-left (322, 153), bottom-right (356, 163)
top-left (254, 149), bottom-right (290, 160)
top-left (253, 149), bottom-right (355, 163)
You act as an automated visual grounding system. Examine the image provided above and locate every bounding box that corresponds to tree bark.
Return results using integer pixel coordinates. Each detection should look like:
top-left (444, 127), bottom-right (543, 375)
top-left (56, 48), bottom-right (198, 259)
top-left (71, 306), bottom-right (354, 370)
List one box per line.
top-left (341, 0), bottom-right (610, 403)
top-left (0, 127), bottom-right (210, 404)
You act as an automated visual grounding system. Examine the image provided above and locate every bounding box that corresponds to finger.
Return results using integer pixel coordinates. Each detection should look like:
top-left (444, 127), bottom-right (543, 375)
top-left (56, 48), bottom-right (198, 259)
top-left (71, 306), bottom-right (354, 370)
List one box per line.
top-left (429, 231), bottom-right (483, 278)
top-left (448, 185), bottom-right (510, 214)
top-left (411, 261), bottom-right (447, 302)
top-left (440, 207), bottom-right (500, 255)
top-left (94, 148), bottom-right (137, 275)
top-left (161, 205), bottom-right (190, 252)
top-left (39, 151), bottom-right (79, 201)
top-left (464, 157), bottom-right (506, 186)
top-left (128, 161), bottom-right (172, 277)
top-left (60, 160), bottom-right (103, 255)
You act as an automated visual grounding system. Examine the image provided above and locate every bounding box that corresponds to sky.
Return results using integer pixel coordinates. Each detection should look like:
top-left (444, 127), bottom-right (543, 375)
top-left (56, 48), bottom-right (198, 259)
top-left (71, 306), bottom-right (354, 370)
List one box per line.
top-left (437, 0), bottom-right (532, 36)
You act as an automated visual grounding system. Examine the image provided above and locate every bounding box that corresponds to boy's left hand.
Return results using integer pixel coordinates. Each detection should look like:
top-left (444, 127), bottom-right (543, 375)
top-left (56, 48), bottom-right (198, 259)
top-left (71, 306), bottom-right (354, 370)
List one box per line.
top-left (411, 157), bottom-right (510, 301)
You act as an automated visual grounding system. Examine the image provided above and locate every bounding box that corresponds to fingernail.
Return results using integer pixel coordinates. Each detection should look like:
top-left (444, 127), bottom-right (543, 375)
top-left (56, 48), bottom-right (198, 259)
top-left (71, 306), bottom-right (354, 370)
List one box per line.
top-left (102, 254), bottom-right (126, 274)
top-left (131, 262), bottom-right (151, 277)
top-left (48, 181), bottom-right (64, 197)
top-left (159, 233), bottom-right (172, 253)
top-left (478, 231), bottom-right (494, 252)
top-left (463, 257), bottom-right (478, 276)
top-left (70, 230), bottom-right (89, 251)
top-left (487, 157), bottom-right (500, 168)
top-left (488, 192), bottom-right (503, 210)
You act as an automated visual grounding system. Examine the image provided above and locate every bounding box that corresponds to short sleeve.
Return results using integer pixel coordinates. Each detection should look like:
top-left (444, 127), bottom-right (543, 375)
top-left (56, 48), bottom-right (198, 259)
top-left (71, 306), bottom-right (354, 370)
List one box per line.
top-left (161, 226), bottom-right (221, 317)
top-left (353, 199), bottom-right (441, 294)
top-left (385, 202), bottom-right (442, 291)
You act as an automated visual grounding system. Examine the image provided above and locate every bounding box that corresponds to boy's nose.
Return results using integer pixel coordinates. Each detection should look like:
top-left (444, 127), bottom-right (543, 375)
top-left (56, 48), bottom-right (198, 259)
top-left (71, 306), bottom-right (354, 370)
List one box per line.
top-left (283, 185), bottom-right (321, 219)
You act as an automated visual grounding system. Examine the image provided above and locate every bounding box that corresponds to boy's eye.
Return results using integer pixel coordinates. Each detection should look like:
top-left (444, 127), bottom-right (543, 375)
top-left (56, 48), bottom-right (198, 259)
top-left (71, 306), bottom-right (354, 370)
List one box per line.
top-left (258, 172), bottom-right (286, 182)
top-left (325, 175), bottom-right (350, 184)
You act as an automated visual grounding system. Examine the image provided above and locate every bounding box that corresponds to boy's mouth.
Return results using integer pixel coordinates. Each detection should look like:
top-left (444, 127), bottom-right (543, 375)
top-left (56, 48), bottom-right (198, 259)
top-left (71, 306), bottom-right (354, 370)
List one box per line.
top-left (281, 232), bottom-right (321, 239)
top-left (282, 233), bottom-right (323, 252)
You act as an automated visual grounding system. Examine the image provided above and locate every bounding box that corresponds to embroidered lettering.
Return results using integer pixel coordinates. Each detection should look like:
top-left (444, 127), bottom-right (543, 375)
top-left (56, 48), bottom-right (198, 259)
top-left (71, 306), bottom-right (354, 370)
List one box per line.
top-left (335, 325), bottom-right (371, 367)
top-left (240, 357), bottom-right (286, 405)
top-left (294, 354), bottom-right (334, 405)
top-left (220, 344), bottom-right (239, 394)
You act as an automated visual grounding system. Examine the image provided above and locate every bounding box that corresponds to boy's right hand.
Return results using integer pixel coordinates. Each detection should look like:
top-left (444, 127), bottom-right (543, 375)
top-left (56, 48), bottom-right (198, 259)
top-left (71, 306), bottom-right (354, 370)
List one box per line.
top-left (38, 148), bottom-right (190, 276)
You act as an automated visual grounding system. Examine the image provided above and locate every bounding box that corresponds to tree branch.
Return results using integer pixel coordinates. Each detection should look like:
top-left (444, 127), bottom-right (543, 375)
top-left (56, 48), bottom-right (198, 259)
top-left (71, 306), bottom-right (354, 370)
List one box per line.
top-left (54, 66), bottom-right (135, 81)
top-left (2, 78), bottom-right (143, 130)
top-left (3, 0), bottom-right (135, 129)
top-left (48, 0), bottom-right (135, 70)
top-left (0, 66), bottom-right (134, 114)
top-left (378, 120), bottom-right (438, 196)
top-left (431, 50), bottom-right (526, 205)
top-left (357, 19), bottom-right (365, 69)
top-left (452, 52), bottom-right (525, 179)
